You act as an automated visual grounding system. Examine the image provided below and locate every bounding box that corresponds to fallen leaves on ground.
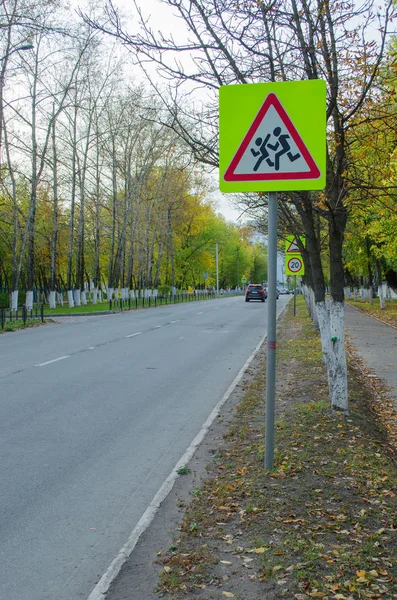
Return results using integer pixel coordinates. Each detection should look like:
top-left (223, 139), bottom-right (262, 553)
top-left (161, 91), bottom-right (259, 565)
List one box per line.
top-left (156, 298), bottom-right (397, 600)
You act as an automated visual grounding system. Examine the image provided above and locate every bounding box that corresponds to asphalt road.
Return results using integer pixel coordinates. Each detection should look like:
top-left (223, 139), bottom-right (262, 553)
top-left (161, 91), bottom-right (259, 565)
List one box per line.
top-left (0, 295), bottom-right (289, 600)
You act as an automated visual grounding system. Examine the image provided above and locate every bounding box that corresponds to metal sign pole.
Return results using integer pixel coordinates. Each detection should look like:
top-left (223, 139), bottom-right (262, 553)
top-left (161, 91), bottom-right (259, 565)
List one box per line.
top-left (265, 191), bottom-right (278, 470)
top-left (294, 275), bottom-right (297, 316)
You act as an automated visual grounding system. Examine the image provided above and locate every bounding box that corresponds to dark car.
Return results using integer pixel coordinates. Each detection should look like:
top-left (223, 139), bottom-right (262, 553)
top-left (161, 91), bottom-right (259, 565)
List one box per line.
top-left (245, 284), bottom-right (266, 302)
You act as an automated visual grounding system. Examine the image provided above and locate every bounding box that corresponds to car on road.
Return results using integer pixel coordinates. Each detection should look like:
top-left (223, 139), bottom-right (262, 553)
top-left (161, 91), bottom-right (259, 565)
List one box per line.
top-left (279, 288), bottom-right (290, 295)
top-left (245, 284), bottom-right (266, 302)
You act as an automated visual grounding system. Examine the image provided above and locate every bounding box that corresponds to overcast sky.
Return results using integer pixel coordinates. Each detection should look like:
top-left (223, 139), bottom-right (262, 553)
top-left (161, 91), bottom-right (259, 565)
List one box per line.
top-left (105, 0), bottom-right (243, 223)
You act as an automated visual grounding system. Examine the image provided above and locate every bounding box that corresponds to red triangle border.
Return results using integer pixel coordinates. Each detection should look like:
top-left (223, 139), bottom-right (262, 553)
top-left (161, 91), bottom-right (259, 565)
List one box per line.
top-left (224, 93), bottom-right (321, 182)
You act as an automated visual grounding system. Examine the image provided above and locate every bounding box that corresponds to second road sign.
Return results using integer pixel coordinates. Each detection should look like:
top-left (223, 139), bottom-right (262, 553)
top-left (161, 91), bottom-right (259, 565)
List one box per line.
top-left (286, 255), bottom-right (305, 277)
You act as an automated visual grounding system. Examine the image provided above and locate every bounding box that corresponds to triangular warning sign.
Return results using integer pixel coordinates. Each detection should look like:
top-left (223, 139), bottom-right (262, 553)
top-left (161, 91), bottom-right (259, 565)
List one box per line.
top-left (286, 238), bottom-right (300, 253)
top-left (224, 93), bottom-right (320, 182)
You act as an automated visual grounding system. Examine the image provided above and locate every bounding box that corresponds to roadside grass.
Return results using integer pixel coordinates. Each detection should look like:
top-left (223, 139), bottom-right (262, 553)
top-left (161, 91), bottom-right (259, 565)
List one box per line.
top-left (157, 296), bottom-right (397, 600)
top-left (42, 294), bottom-right (221, 315)
top-left (348, 298), bottom-right (397, 328)
top-left (43, 301), bottom-right (112, 315)
top-left (0, 318), bottom-right (42, 333)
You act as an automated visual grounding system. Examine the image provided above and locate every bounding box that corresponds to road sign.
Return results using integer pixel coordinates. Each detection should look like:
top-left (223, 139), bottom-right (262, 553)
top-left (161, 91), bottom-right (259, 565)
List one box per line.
top-left (285, 235), bottom-right (305, 253)
top-left (286, 255), bottom-right (305, 276)
top-left (241, 277), bottom-right (247, 284)
top-left (219, 80), bottom-right (326, 193)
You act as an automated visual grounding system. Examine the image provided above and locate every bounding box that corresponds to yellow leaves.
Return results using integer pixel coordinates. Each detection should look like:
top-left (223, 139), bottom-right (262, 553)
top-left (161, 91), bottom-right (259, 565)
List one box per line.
top-left (356, 569), bottom-right (366, 578)
top-left (222, 592), bottom-right (235, 598)
top-left (249, 546), bottom-right (268, 554)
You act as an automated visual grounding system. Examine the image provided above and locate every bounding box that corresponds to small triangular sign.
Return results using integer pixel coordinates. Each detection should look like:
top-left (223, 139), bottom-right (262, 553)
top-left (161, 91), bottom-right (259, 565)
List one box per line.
top-left (224, 93), bottom-right (320, 182)
top-left (286, 238), bottom-right (300, 253)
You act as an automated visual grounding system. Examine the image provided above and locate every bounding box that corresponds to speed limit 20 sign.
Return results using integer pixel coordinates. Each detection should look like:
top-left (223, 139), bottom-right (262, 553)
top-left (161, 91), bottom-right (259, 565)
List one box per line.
top-left (286, 254), bottom-right (304, 276)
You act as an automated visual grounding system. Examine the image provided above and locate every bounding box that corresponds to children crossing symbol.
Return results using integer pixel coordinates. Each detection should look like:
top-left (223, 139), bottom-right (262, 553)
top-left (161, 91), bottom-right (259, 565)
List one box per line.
top-left (251, 127), bottom-right (301, 172)
top-left (223, 93), bottom-right (320, 183)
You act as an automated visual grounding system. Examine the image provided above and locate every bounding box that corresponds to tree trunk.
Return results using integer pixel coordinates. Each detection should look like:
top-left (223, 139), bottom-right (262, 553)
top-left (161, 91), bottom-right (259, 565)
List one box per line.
top-left (49, 117), bottom-right (58, 309)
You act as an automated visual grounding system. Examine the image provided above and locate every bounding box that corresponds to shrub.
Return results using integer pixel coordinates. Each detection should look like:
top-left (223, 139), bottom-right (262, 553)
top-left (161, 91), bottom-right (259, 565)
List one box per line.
top-left (158, 285), bottom-right (172, 297)
top-left (0, 292), bottom-right (9, 309)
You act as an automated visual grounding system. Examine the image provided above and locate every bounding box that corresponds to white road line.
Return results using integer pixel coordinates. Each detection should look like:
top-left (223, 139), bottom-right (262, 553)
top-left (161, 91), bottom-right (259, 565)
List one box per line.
top-left (86, 331), bottom-right (269, 600)
top-left (155, 325), bottom-right (162, 329)
top-left (197, 312), bottom-right (203, 315)
top-left (170, 320), bottom-right (180, 323)
top-left (125, 332), bottom-right (142, 338)
top-left (88, 347), bottom-right (95, 350)
top-left (36, 355), bottom-right (69, 367)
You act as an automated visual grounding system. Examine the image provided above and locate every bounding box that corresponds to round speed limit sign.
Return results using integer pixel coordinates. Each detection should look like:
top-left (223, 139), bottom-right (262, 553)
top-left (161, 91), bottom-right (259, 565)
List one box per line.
top-left (286, 255), bottom-right (304, 276)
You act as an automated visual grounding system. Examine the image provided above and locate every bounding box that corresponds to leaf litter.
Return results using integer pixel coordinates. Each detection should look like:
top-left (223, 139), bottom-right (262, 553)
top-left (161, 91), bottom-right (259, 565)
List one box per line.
top-left (156, 298), bottom-right (397, 600)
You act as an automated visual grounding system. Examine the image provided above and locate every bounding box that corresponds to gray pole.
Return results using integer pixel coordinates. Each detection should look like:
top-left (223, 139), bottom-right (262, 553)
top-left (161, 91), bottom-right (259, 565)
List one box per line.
top-left (216, 243), bottom-right (219, 295)
top-left (294, 275), bottom-right (297, 316)
top-left (265, 192), bottom-right (278, 470)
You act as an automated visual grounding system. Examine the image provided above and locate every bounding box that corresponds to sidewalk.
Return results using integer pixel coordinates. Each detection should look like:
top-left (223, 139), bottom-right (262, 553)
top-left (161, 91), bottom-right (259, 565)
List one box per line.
top-left (345, 303), bottom-right (397, 410)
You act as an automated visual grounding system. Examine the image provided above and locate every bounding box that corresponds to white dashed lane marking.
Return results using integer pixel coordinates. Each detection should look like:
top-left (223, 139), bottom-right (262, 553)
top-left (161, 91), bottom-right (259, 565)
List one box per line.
top-left (36, 356), bottom-right (70, 367)
top-left (36, 318), bottom-right (186, 368)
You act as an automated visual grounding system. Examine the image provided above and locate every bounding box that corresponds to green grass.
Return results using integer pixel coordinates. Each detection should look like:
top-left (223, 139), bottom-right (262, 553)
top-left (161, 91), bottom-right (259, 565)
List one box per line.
top-left (42, 293), bottom-right (224, 315)
top-left (43, 301), bottom-right (112, 315)
top-left (0, 318), bottom-right (41, 333)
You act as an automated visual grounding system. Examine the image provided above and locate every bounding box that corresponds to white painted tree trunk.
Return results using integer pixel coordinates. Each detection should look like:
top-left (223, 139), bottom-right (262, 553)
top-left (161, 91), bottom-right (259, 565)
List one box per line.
top-left (58, 292), bottom-right (64, 306)
top-left (379, 284), bottom-right (385, 310)
top-left (26, 290), bottom-right (33, 311)
top-left (316, 300), bottom-right (348, 411)
top-left (153, 288), bottom-right (158, 297)
top-left (369, 287), bottom-right (373, 305)
top-left (81, 291), bottom-right (87, 305)
top-left (67, 290), bottom-right (74, 308)
top-left (11, 290), bottom-right (18, 311)
top-left (130, 289), bottom-right (135, 299)
top-left (360, 287), bottom-right (365, 302)
top-left (49, 291), bottom-right (56, 309)
top-left (329, 300), bottom-right (348, 410)
top-left (92, 288), bottom-right (98, 304)
top-left (74, 289), bottom-right (81, 306)
top-left (98, 290), bottom-right (103, 303)
top-left (107, 287), bottom-right (114, 301)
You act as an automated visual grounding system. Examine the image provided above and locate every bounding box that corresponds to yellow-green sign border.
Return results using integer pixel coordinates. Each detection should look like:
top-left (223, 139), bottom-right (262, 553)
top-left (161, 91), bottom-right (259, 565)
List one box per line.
top-left (219, 80), bottom-right (326, 193)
